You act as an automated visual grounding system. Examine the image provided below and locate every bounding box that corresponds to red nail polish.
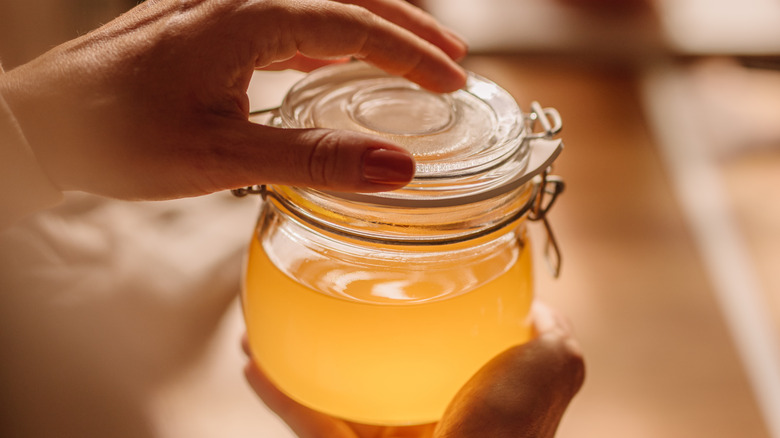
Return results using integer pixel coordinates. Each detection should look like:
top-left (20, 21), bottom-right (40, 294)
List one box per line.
top-left (362, 149), bottom-right (415, 185)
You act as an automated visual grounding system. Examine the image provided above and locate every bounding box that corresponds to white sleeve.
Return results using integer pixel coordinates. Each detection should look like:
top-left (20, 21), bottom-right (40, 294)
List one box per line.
top-left (0, 66), bottom-right (63, 229)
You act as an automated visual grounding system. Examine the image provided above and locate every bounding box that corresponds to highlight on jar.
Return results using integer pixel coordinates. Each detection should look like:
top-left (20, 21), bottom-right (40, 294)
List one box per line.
top-left (233, 61), bottom-right (566, 426)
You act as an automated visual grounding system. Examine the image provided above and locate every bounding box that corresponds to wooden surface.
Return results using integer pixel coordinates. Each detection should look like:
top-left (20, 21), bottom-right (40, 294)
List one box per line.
top-left (460, 55), bottom-right (772, 438)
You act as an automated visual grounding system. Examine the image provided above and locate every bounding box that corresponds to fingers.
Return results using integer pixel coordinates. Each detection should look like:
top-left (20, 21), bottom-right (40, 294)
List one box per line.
top-left (435, 303), bottom-right (585, 438)
top-left (207, 119), bottom-right (415, 193)
top-left (329, 0), bottom-right (468, 61)
top-left (260, 53), bottom-right (351, 72)
top-left (255, 0), bottom-right (467, 93)
top-left (259, 0), bottom-right (468, 74)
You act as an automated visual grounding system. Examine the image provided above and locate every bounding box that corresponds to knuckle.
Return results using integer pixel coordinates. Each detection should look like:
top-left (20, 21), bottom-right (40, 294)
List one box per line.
top-left (571, 349), bottom-right (586, 391)
top-left (546, 334), bottom-right (586, 396)
top-left (336, 4), bottom-right (380, 53)
top-left (307, 130), bottom-right (343, 187)
top-left (338, 2), bottom-right (373, 21)
top-left (514, 331), bottom-right (586, 397)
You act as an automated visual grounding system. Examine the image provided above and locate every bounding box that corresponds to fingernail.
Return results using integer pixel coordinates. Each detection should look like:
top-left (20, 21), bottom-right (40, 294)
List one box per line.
top-left (362, 149), bottom-right (415, 185)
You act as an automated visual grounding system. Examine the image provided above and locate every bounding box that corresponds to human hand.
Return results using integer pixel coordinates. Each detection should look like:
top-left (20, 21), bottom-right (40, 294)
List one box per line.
top-left (0, 0), bottom-right (467, 200)
top-left (243, 302), bottom-right (585, 438)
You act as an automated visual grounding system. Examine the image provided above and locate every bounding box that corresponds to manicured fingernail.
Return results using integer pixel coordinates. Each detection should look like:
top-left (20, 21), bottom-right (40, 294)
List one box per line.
top-left (362, 148), bottom-right (415, 185)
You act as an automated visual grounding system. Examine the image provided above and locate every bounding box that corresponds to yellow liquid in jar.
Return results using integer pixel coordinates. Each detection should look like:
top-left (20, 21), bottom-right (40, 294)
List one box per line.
top-left (242, 231), bottom-right (533, 425)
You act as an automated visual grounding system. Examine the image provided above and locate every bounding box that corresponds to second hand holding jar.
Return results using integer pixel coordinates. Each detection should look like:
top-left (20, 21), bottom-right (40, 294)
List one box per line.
top-left (237, 62), bottom-right (565, 426)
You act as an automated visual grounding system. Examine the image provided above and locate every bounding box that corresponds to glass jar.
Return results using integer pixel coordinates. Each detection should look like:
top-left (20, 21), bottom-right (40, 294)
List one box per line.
top-left (236, 62), bottom-right (565, 426)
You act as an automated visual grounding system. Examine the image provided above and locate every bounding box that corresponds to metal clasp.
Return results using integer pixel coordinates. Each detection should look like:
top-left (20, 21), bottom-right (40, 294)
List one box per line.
top-left (231, 185), bottom-right (267, 199)
top-left (523, 101), bottom-right (565, 278)
top-left (529, 168), bottom-right (565, 278)
top-left (527, 101), bottom-right (562, 140)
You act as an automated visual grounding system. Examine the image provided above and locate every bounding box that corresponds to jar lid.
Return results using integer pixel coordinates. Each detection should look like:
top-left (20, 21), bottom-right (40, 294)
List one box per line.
top-left (279, 62), bottom-right (532, 206)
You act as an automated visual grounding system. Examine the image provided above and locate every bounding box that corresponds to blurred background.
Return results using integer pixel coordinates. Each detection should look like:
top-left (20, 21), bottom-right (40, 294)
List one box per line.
top-left (1, 0), bottom-right (778, 437)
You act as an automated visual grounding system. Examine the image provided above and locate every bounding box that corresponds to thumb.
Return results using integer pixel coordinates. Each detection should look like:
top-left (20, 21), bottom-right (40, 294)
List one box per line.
top-left (213, 120), bottom-right (415, 193)
top-left (435, 303), bottom-right (585, 438)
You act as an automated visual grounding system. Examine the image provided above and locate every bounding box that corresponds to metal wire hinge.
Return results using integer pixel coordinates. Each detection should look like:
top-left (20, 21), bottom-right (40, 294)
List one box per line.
top-left (528, 101), bottom-right (563, 140)
top-left (529, 169), bottom-right (566, 278)
top-left (231, 173), bottom-right (565, 277)
top-left (231, 185), bottom-right (268, 200)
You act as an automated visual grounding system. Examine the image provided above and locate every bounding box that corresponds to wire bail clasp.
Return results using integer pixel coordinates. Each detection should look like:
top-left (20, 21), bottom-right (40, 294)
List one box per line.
top-left (231, 185), bottom-right (268, 200)
top-left (527, 101), bottom-right (563, 140)
top-left (529, 168), bottom-right (565, 278)
top-left (523, 101), bottom-right (565, 278)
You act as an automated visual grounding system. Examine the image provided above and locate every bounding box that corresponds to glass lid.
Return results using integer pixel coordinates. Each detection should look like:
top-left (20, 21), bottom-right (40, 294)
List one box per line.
top-left (279, 62), bottom-right (530, 205)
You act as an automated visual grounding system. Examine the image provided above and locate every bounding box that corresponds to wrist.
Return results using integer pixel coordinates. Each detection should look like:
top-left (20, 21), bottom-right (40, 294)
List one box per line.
top-left (0, 66), bottom-right (64, 225)
top-left (0, 59), bottom-right (86, 193)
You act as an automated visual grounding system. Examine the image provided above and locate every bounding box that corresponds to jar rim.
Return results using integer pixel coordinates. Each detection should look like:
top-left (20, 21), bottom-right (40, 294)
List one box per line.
top-left (262, 137), bottom-right (562, 244)
top-left (279, 62), bottom-right (530, 206)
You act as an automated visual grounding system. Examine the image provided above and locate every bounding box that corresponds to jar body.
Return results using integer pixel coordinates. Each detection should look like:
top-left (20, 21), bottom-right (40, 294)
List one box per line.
top-left (241, 196), bottom-right (535, 425)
